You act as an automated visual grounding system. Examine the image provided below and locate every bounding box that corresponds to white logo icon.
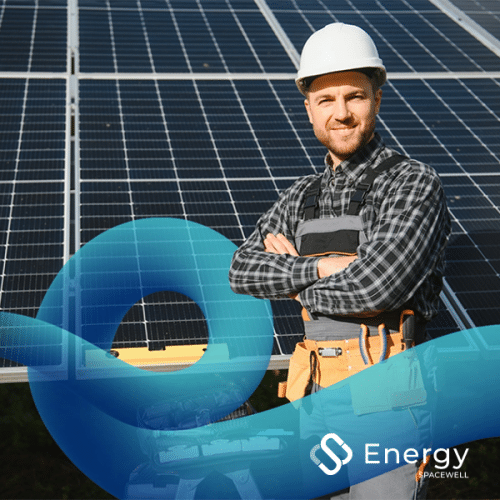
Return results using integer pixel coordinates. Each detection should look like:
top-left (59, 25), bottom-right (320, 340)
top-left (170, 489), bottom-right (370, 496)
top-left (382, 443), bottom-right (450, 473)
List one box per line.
top-left (310, 433), bottom-right (353, 475)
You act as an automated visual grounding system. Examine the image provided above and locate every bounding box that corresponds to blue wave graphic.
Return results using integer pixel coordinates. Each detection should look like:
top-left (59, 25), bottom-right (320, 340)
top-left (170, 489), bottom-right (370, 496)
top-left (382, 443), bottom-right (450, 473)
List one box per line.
top-left (1, 218), bottom-right (499, 499)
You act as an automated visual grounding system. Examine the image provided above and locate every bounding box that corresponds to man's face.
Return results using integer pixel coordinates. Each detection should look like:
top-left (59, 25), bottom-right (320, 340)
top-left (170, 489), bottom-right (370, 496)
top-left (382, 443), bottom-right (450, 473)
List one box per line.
top-left (304, 71), bottom-right (382, 167)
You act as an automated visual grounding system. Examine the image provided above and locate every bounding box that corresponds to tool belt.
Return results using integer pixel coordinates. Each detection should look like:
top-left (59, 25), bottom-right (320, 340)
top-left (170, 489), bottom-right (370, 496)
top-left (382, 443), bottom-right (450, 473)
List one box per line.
top-left (278, 310), bottom-right (415, 402)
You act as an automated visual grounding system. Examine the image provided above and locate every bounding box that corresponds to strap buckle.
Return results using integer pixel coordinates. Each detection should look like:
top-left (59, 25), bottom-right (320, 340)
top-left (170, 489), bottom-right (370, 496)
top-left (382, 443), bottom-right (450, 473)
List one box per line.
top-left (304, 194), bottom-right (317, 209)
top-left (318, 347), bottom-right (343, 357)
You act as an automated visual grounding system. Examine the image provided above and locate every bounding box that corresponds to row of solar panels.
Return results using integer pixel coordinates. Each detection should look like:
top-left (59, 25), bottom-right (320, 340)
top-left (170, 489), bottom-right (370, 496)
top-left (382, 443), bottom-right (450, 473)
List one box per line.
top-left (1, 1), bottom-right (499, 73)
top-left (1, 0), bottom-right (499, 379)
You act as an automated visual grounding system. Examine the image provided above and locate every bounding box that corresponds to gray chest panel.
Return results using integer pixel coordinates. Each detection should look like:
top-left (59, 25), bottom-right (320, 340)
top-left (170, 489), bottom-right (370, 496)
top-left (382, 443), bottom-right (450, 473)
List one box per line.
top-left (295, 216), bottom-right (367, 256)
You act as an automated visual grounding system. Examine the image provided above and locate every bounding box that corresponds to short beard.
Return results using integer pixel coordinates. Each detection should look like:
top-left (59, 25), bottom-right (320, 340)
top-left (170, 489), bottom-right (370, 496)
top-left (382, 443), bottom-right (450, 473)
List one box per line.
top-left (314, 117), bottom-right (377, 166)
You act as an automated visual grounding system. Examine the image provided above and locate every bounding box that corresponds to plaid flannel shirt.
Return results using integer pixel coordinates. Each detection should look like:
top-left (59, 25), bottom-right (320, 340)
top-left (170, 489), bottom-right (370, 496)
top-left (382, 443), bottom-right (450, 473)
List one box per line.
top-left (229, 133), bottom-right (451, 321)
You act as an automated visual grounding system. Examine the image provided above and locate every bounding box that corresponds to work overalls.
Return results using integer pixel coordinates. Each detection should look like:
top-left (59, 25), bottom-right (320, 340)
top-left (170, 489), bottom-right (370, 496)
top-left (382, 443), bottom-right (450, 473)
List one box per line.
top-left (281, 155), bottom-right (424, 402)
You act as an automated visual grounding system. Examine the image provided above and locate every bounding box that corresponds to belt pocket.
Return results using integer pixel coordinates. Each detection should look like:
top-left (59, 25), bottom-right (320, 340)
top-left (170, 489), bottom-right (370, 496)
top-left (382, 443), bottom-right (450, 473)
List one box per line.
top-left (282, 341), bottom-right (348, 402)
top-left (284, 342), bottom-right (314, 402)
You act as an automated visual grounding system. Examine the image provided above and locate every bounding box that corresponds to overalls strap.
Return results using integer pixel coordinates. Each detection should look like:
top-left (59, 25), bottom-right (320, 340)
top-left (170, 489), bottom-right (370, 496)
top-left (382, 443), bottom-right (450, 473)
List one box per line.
top-left (347, 154), bottom-right (407, 216)
top-left (303, 177), bottom-right (322, 220)
top-left (302, 154), bottom-right (407, 221)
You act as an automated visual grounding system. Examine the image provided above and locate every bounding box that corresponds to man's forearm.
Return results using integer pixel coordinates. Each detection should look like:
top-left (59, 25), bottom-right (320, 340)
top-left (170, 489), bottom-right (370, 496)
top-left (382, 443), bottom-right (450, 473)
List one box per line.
top-left (229, 232), bottom-right (357, 300)
top-left (229, 248), bottom-right (320, 299)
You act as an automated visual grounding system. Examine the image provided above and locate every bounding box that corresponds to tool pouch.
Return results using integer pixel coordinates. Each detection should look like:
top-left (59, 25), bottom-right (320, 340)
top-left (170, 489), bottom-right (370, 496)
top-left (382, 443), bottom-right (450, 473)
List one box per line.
top-left (280, 338), bottom-right (362, 402)
top-left (280, 342), bottom-right (315, 402)
top-left (350, 349), bottom-right (427, 415)
top-left (350, 310), bottom-right (427, 415)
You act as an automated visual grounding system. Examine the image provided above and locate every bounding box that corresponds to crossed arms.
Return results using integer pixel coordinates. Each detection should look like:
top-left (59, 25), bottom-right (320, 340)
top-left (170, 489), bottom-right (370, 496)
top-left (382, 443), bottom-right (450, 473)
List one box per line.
top-left (264, 233), bottom-right (357, 281)
top-left (228, 164), bottom-right (451, 321)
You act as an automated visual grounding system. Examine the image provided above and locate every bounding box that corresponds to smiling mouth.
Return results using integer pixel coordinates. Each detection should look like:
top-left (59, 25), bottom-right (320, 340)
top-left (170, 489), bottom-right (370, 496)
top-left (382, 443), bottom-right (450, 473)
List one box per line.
top-left (332, 126), bottom-right (355, 134)
top-left (331, 122), bottom-right (355, 130)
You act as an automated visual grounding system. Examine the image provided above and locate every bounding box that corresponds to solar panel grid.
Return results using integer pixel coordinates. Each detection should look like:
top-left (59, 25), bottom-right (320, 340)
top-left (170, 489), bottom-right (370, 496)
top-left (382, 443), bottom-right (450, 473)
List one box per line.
top-left (0, 77), bottom-right (66, 311)
top-left (2, 0), bottom-right (500, 376)
top-left (0, 3), bottom-right (66, 72)
top-left (81, 82), bottom-right (318, 238)
top-left (78, 70), bottom-right (320, 357)
top-left (77, 72), bottom-right (479, 355)
top-left (271, 0), bottom-right (500, 73)
top-left (381, 77), bottom-right (500, 326)
top-left (30, 7), bottom-right (67, 72)
top-left (0, 80), bottom-right (66, 372)
top-left (0, 183), bottom-right (66, 368)
top-left (78, 0), bottom-right (296, 74)
top-left (0, 7), bottom-right (36, 72)
top-left (7, 0), bottom-right (67, 5)
top-left (447, 0), bottom-right (500, 43)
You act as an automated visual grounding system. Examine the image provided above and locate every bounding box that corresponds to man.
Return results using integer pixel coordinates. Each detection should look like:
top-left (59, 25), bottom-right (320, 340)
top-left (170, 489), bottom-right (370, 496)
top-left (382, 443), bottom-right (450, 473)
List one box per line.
top-left (229, 23), bottom-right (451, 499)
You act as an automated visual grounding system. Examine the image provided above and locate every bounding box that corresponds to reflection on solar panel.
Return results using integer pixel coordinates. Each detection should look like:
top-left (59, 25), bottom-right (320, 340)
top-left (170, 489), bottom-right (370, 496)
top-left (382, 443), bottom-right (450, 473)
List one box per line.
top-left (1, 0), bottom-right (500, 381)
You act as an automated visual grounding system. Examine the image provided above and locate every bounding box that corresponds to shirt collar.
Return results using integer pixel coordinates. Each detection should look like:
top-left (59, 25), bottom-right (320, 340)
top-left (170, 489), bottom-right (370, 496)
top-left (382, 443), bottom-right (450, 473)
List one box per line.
top-left (322, 133), bottom-right (385, 186)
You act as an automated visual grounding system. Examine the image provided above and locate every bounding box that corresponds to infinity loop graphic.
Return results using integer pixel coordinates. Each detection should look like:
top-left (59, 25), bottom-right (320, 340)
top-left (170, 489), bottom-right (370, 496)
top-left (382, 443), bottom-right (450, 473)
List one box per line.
top-left (1, 218), bottom-right (499, 499)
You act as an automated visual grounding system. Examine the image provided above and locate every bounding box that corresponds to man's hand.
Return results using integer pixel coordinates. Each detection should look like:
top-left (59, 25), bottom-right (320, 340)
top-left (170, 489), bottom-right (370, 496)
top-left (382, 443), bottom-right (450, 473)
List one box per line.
top-left (263, 233), bottom-right (357, 278)
top-left (317, 255), bottom-right (358, 278)
top-left (263, 233), bottom-right (299, 256)
top-left (262, 233), bottom-right (358, 300)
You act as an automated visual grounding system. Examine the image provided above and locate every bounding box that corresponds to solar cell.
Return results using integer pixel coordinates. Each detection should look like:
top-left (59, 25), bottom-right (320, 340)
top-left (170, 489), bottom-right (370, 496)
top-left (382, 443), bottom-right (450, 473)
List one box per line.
top-left (1, 0), bottom-right (500, 381)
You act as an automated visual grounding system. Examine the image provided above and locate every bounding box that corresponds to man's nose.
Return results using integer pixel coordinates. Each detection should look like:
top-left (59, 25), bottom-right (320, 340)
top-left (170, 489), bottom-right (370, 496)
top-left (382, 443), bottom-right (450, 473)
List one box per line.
top-left (333, 99), bottom-right (350, 121)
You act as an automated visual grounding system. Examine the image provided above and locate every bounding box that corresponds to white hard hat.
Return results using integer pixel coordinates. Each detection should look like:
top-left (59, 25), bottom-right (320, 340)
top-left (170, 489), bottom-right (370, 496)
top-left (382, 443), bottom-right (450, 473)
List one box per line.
top-left (296, 23), bottom-right (386, 95)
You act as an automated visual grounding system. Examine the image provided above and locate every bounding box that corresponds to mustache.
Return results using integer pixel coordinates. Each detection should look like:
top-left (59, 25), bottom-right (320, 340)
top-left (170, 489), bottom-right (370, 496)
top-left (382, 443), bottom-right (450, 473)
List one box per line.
top-left (328, 118), bottom-right (356, 129)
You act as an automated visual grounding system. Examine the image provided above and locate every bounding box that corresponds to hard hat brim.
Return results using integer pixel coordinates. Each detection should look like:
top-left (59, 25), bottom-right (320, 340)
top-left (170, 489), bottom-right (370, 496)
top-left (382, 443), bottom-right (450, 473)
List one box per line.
top-left (296, 66), bottom-right (387, 96)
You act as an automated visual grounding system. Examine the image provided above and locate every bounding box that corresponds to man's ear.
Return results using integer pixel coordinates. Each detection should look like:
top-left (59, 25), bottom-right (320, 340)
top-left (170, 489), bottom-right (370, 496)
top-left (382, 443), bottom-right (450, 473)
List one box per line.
top-left (374, 89), bottom-right (383, 115)
top-left (304, 99), bottom-right (313, 124)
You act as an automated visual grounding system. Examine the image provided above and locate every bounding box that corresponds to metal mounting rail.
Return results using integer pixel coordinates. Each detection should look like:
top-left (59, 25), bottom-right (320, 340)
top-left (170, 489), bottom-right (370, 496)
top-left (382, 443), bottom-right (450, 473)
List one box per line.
top-left (440, 278), bottom-right (476, 332)
top-left (428, 0), bottom-right (500, 59)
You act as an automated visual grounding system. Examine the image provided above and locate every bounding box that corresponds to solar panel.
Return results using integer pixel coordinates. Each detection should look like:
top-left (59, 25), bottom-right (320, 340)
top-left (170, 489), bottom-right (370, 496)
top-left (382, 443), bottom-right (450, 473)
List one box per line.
top-left (0, 77), bottom-right (66, 374)
top-left (428, 0), bottom-right (500, 59)
top-left (1, 0), bottom-right (500, 382)
top-left (272, 2), bottom-right (500, 73)
top-left (78, 0), bottom-right (296, 74)
top-left (0, 3), bottom-right (66, 72)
